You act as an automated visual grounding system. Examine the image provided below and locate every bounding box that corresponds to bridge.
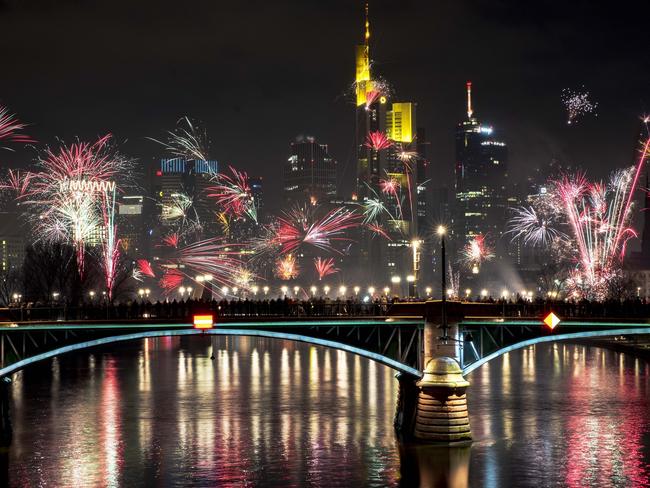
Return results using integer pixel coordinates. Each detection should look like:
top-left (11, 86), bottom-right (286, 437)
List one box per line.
top-left (0, 301), bottom-right (649, 446)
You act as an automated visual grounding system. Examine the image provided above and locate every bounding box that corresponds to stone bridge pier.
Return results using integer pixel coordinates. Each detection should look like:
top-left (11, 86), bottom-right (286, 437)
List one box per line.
top-left (395, 301), bottom-right (472, 444)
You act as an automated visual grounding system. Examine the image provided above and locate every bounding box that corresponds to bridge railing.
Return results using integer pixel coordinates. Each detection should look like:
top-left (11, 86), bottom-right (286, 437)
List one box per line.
top-left (0, 299), bottom-right (389, 323)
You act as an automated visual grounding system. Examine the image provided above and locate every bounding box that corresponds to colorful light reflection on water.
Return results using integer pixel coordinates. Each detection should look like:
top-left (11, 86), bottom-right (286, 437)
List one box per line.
top-left (5, 339), bottom-right (650, 487)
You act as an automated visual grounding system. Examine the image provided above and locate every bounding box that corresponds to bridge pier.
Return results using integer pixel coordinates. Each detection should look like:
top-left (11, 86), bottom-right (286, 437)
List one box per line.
top-left (395, 301), bottom-right (472, 444)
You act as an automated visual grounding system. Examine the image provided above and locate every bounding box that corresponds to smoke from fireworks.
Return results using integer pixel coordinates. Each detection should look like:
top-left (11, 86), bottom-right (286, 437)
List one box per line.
top-left (149, 116), bottom-right (210, 161)
top-left (365, 131), bottom-right (393, 151)
top-left (562, 87), bottom-right (598, 125)
top-left (207, 165), bottom-right (258, 222)
top-left (314, 257), bottom-right (338, 280)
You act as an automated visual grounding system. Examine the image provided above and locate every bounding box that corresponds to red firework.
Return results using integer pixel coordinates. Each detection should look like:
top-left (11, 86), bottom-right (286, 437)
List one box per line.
top-left (314, 257), bottom-right (338, 280)
top-left (137, 259), bottom-right (156, 278)
top-left (206, 165), bottom-right (257, 222)
top-left (160, 268), bottom-right (184, 292)
top-left (365, 131), bottom-right (393, 151)
top-left (273, 206), bottom-right (362, 255)
top-left (0, 169), bottom-right (33, 198)
top-left (0, 105), bottom-right (34, 148)
top-left (162, 233), bottom-right (179, 248)
top-left (366, 223), bottom-right (392, 240)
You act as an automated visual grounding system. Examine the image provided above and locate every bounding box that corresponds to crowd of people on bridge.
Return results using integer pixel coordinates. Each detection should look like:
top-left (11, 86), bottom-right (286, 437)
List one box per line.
top-left (3, 293), bottom-right (650, 322)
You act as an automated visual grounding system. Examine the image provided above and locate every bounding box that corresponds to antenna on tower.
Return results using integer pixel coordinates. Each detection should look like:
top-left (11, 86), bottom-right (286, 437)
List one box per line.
top-left (365, 2), bottom-right (370, 45)
top-left (466, 81), bottom-right (473, 119)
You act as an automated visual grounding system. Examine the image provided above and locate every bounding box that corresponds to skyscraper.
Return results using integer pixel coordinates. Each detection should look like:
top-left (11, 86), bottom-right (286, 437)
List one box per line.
top-left (153, 158), bottom-right (218, 236)
top-left (284, 136), bottom-right (336, 206)
top-left (453, 82), bottom-right (509, 258)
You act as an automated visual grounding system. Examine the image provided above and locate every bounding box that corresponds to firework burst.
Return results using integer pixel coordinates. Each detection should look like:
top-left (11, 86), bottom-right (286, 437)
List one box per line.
top-left (314, 257), bottom-right (338, 280)
top-left (0, 105), bottom-right (34, 150)
top-left (207, 165), bottom-right (258, 222)
top-left (562, 87), bottom-right (598, 125)
top-left (276, 254), bottom-right (299, 280)
top-left (271, 205), bottom-right (362, 255)
top-left (149, 116), bottom-right (210, 161)
top-left (507, 204), bottom-right (568, 247)
top-left (365, 131), bottom-right (393, 151)
top-left (461, 234), bottom-right (494, 270)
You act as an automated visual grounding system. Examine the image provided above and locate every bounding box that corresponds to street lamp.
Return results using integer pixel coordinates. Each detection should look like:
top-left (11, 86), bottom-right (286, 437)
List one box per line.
top-left (89, 290), bottom-right (96, 299)
top-left (383, 286), bottom-right (390, 295)
top-left (138, 289), bottom-right (145, 299)
top-left (263, 286), bottom-right (269, 296)
top-left (323, 285), bottom-right (330, 295)
top-left (281, 285), bottom-right (288, 296)
top-left (252, 285), bottom-right (259, 296)
top-left (310, 286), bottom-right (317, 296)
top-left (293, 286), bottom-right (300, 296)
top-left (437, 225), bottom-right (448, 339)
top-left (145, 289), bottom-right (150, 298)
top-left (481, 289), bottom-right (488, 298)
top-left (411, 239), bottom-right (421, 298)
top-left (353, 286), bottom-right (360, 296)
top-left (425, 286), bottom-right (432, 297)
top-left (339, 285), bottom-right (347, 296)
top-left (368, 286), bottom-right (375, 295)
top-left (465, 288), bottom-right (471, 299)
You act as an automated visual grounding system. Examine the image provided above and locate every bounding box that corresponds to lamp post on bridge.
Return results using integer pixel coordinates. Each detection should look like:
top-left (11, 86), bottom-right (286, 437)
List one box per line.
top-left (437, 225), bottom-right (448, 340)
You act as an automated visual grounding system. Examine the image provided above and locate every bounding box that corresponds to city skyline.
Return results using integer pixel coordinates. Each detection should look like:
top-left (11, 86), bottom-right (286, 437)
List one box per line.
top-left (1, 0), bottom-right (649, 211)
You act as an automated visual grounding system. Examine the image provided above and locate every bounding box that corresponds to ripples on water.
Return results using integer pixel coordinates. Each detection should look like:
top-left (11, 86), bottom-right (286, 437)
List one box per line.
top-left (5, 338), bottom-right (650, 487)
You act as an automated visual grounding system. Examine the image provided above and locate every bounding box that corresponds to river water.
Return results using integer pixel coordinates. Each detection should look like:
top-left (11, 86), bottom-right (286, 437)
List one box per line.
top-left (4, 336), bottom-right (650, 487)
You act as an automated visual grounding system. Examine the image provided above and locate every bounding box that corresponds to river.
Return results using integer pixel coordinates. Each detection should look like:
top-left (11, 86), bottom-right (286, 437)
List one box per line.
top-left (4, 336), bottom-right (650, 487)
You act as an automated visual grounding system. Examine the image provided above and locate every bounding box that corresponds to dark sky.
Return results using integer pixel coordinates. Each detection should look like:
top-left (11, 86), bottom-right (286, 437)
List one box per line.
top-left (1, 0), bottom-right (649, 209)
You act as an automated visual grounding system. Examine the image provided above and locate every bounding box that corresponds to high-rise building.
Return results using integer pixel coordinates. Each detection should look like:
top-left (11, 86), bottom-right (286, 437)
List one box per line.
top-left (453, 82), bottom-right (509, 257)
top-left (284, 136), bottom-right (336, 206)
top-left (152, 158), bottom-right (218, 236)
top-left (352, 5), bottom-right (421, 286)
top-left (249, 176), bottom-right (264, 220)
top-left (117, 195), bottom-right (146, 257)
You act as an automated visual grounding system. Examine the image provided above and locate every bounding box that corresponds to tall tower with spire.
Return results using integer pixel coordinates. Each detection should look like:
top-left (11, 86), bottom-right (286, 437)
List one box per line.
top-left (453, 81), bottom-right (509, 277)
top-left (352, 3), bottom-right (420, 286)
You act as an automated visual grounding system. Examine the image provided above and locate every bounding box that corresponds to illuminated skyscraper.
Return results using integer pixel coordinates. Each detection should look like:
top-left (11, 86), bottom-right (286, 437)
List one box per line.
top-left (284, 136), bottom-right (336, 206)
top-left (353, 4), bottom-right (420, 285)
top-left (453, 82), bottom-right (509, 255)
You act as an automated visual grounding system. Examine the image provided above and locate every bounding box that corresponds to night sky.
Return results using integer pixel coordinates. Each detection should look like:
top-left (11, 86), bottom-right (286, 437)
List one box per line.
top-left (1, 0), bottom-right (649, 210)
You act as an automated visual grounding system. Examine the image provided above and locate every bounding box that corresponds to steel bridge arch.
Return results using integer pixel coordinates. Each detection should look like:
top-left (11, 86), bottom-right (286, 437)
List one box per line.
top-left (463, 327), bottom-right (650, 375)
top-left (0, 328), bottom-right (423, 378)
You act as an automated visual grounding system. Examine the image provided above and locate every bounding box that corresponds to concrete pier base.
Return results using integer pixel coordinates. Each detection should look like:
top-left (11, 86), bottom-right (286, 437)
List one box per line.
top-left (0, 377), bottom-right (11, 449)
top-left (414, 357), bottom-right (471, 443)
top-left (394, 373), bottom-right (419, 441)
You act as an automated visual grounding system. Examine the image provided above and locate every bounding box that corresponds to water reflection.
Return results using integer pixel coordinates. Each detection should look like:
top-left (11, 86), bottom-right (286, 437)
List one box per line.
top-left (5, 339), bottom-right (650, 487)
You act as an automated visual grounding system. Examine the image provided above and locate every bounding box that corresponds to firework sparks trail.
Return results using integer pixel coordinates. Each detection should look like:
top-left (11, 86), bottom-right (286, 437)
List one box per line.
top-left (365, 131), bottom-right (393, 151)
top-left (207, 165), bottom-right (258, 222)
top-left (379, 176), bottom-right (403, 219)
top-left (461, 234), bottom-right (494, 270)
top-left (157, 236), bottom-right (246, 294)
top-left (19, 134), bottom-right (133, 277)
top-left (506, 205), bottom-right (568, 247)
top-left (0, 169), bottom-right (34, 198)
top-left (137, 259), bottom-right (156, 278)
top-left (314, 257), bottom-right (338, 280)
top-left (148, 116), bottom-right (209, 161)
top-left (101, 188), bottom-right (121, 301)
top-left (0, 105), bottom-right (34, 150)
top-left (272, 205), bottom-right (362, 255)
top-left (276, 254), bottom-right (299, 280)
top-left (366, 223), bottom-right (392, 240)
top-left (562, 87), bottom-right (598, 125)
top-left (447, 263), bottom-right (460, 299)
top-left (162, 233), bottom-right (179, 248)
